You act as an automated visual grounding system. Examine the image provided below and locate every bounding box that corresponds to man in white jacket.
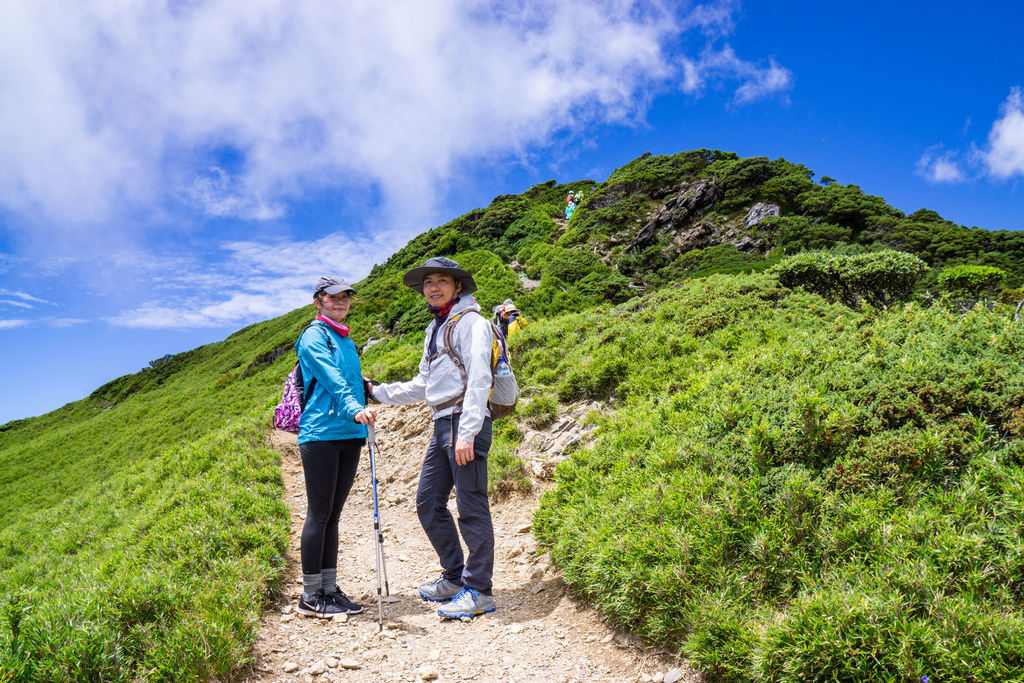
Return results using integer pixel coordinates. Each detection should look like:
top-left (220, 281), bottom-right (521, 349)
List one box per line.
top-left (366, 257), bottom-right (497, 618)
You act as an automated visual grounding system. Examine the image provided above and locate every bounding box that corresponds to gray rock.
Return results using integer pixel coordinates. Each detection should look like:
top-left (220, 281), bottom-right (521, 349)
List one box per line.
top-left (664, 667), bottom-right (686, 683)
top-left (742, 202), bottom-right (781, 228)
top-left (628, 179), bottom-right (724, 252)
top-left (283, 661), bottom-right (300, 673)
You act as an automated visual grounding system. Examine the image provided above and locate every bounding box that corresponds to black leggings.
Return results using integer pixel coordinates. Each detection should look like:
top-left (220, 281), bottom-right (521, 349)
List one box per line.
top-left (299, 439), bottom-right (362, 575)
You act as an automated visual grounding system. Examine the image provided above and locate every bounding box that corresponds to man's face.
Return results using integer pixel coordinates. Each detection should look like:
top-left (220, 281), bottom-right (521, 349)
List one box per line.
top-left (422, 272), bottom-right (459, 306)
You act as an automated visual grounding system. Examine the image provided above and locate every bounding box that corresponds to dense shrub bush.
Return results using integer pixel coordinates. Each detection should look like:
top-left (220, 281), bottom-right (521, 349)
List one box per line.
top-left (937, 264), bottom-right (1006, 308)
top-left (771, 250), bottom-right (928, 308)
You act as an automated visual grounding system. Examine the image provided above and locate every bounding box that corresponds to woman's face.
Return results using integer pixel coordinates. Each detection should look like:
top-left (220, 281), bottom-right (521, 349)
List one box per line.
top-left (315, 290), bottom-right (351, 322)
top-left (422, 272), bottom-right (460, 306)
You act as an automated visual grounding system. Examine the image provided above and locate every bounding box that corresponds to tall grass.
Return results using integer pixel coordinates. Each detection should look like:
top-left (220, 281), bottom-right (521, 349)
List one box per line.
top-left (0, 413), bottom-right (289, 680)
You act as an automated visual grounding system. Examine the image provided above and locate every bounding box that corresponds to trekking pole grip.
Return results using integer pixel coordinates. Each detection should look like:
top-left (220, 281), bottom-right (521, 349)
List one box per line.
top-left (367, 423), bottom-right (376, 445)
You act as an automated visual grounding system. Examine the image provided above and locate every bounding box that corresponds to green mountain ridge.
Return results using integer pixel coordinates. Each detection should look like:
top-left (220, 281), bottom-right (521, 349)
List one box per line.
top-left (2, 149), bottom-right (1022, 680)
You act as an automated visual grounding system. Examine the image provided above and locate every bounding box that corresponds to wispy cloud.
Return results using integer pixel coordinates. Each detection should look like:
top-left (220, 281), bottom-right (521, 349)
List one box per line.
top-left (0, 320), bottom-right (29, 330)
top-left (680, 45), bottom-right (793, 105)
top-left (185, 168), bottom-right (285, 221)
top-left (916, 146), bottom-right (966, 183)
top-left (980, 87), bottom-right (1024, 179)
top-left (105, 230), bottom-right (395, 329)
top-left (0, 289), bottom-right (52, 306)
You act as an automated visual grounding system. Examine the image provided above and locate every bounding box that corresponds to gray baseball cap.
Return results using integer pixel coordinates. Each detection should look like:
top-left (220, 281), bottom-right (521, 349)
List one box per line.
top-left (314, 276), bottom-right (357, 296)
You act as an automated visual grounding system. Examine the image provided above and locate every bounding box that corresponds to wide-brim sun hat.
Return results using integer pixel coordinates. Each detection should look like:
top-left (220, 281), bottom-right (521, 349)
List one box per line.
top-left (403, 257), bottom-right (477, 295)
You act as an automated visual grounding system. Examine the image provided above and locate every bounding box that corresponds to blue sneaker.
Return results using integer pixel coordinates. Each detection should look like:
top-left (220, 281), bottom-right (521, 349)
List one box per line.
top-left (437, 587), bottom-right (496, 618)
top-left (418, 576), bottom-right (463, 602)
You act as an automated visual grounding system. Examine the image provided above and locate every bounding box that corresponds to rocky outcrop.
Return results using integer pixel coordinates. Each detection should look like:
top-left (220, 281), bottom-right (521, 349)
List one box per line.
top-left (674, 220), bottom-right (768, 254)
top-left (742, 202), bottom-right (780, 228)
top-left (627, 179), bottom-right (723, 252)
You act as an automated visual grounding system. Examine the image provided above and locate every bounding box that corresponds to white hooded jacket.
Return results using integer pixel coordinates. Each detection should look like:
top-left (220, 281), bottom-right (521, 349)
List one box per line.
top-left (372, 296), bottom-right (493, 442)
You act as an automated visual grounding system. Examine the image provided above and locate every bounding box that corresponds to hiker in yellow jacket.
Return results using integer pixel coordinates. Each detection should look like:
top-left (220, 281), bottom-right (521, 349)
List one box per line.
top-left (501, 301), bottom-right (528, 340)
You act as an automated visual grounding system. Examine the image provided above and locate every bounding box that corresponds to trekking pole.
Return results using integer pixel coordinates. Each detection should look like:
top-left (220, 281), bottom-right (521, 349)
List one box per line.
top-left (367, 424), bottom-right (390, 631)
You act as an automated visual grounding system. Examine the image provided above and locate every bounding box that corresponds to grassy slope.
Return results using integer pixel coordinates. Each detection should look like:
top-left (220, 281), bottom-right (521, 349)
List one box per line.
top-left (527, 275), bottom-right (1024, 680)
top-left (2, 149), bottom-right (1023, 680)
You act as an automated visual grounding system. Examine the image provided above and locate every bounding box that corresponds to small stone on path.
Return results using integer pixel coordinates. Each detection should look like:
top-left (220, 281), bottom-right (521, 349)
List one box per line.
top-left (325, 657), bottom-right (338, 668)
top-left (517, 523), bottom-right (532, 533)
top-left (664, 668), bottom-right (685, 683)
top-left (417, 664), bottom-right (439, 680)
top-left (428, 649), bottom-right (441, 661)
top-left (283, 661), bottom-right (299, 673)
top-left (509, 624), bottom-right (525, 634)
top-left (338, 658), bottom-right (360, 669)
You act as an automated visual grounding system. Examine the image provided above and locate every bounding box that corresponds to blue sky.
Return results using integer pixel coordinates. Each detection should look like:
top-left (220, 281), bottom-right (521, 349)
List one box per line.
top-left (1, 0), bottom-right (1022, 424)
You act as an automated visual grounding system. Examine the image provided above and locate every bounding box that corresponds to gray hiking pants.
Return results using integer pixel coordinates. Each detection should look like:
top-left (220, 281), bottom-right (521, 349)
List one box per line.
top-left (417, 413), bottom-right (494, 594)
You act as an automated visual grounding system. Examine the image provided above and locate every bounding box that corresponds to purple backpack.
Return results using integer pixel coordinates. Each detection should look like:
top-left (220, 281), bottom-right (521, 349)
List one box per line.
top-left (272, 324), bottom-right (333, 433)
top-left (273, 364), bottom-right (304, 433)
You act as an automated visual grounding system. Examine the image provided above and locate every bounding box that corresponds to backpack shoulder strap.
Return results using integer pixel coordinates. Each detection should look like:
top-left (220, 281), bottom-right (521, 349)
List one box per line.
top-left (295, 322), bottom-right (335, 407)
top-left (301, 321), bottom-right (335, 351)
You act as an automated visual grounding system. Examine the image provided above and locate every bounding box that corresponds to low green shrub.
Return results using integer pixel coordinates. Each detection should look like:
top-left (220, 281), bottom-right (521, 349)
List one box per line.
top-left (527, 274), bottom-right (1024, 681)
top-left (488, 418), bottom-right (530, 498)
top-left (520, 394), bottom-right (560, 429)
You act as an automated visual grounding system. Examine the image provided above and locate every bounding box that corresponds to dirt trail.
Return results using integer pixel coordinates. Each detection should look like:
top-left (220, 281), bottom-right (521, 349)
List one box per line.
top-left (249, 404), bottom-right (698, 683)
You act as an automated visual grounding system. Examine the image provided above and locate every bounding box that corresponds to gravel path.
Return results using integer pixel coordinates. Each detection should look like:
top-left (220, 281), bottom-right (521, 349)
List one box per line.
top-left (247, 404), bottom-right (699, 683)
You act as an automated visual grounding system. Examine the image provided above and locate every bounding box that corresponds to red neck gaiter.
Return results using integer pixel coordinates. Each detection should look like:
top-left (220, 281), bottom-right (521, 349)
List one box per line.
top-left (428, 297), bottom-right (460, 323)
top-left (316, 315), bottom-right (350, 337)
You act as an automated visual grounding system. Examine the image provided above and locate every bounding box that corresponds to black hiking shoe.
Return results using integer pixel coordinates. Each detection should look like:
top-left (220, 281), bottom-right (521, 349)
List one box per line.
top-left (326, 586), bottom-right (364, 614)
top-left (296, 589), bottom-right (347, 618)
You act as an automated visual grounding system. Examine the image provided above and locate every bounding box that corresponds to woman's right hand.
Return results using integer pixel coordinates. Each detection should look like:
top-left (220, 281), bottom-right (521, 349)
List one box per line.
top-left (354, 408), bottom-right (377, 426)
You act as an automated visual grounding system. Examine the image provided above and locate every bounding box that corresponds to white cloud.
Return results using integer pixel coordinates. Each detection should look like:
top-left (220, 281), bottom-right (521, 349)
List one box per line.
top-left (0, 299), bottom-right (33, 310)
top-left (0, 0), bottom-right (676, 230)
top-left (680, 45), bottom-right (792, 104)
top-left (916, 146), bottom-right (966, 184)
top-left (0, 320), bottom-right (29, 329)
top-left (0, 0), bottom-right (786, 234)
top-left (981, 87), bottom-right (1024, 179)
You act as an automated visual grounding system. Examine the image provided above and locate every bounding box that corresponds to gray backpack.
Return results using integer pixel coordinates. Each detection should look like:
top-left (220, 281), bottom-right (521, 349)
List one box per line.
top-left (430, 311), bottom-right (519, 419)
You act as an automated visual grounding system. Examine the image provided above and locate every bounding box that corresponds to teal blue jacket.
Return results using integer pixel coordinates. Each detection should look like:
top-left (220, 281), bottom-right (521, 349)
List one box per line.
top-left (296, 322), bottom-right (367, 445)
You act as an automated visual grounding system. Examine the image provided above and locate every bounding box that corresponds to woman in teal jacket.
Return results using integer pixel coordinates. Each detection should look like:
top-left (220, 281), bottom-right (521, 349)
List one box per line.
top-left (295, 276), bottom-right (376, 619)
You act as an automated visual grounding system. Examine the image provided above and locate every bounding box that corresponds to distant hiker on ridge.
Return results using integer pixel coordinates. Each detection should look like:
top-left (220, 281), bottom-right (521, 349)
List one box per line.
top-left (502, 301), bottom-right (528, 340)
top-left (492, 298), bottom-right (515, 338)
top-left (294, 276), bottom-right (377, 619)
top-left (363, 257), bottom-right (499, 619)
